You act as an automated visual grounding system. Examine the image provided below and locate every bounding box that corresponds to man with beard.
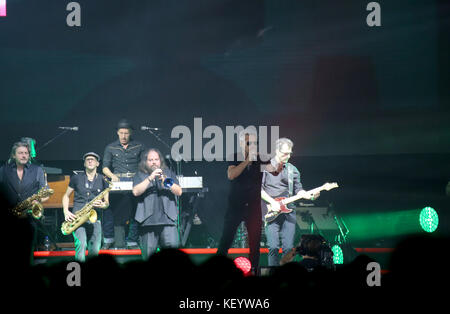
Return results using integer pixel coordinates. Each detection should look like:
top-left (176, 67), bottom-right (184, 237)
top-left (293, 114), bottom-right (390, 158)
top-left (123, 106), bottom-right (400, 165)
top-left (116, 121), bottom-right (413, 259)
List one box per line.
top-left (132, 148), bottom-right (182, 260)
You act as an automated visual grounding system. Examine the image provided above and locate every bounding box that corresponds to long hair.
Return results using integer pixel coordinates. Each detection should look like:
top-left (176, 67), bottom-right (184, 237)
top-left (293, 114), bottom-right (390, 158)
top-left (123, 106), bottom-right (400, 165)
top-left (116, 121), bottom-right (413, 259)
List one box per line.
top-left (8, 141), bottom-right (30, 164)
top-left (138, 148), bottom-right (167, 174)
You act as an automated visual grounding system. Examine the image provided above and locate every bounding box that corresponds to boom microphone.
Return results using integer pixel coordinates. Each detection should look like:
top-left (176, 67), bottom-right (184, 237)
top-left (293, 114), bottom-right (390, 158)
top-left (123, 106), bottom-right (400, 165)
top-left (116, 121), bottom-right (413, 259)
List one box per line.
top-left (141, 126), bottom-right (161, 131)
top-left (58, 126), bottom-right (79, 131)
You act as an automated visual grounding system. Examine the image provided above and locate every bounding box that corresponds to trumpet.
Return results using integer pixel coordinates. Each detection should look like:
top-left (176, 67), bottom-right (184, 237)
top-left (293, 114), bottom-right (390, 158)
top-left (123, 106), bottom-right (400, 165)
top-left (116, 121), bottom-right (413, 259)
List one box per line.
top-left (162, 176), bottom-right (174, 188)
top-left (155, 170), bottom-right (174, 189)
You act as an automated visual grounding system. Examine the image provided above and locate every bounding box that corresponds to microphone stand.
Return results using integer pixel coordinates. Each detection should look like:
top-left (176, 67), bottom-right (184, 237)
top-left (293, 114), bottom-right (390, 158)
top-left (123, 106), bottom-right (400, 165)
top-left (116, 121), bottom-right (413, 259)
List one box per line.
top-left (38, 129), bottom-right (70, 154)
top-left (29, 128), bottom-right (73, 249)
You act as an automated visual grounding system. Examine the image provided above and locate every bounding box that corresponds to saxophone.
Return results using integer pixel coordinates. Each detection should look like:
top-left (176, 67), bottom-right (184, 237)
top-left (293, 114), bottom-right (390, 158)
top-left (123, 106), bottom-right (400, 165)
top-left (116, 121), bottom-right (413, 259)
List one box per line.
top-left (11, 187), bottom-right (54, 219)
top-left (61, 179), bottom-right (112, 235)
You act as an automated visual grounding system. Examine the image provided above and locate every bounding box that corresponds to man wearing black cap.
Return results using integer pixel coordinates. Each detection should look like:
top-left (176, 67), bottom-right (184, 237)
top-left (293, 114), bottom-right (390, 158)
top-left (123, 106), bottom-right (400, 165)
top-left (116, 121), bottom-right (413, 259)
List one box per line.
top-left (62, 152), bottom-right (109, 262)
top-left (102, 119), bottom-right (146, 249)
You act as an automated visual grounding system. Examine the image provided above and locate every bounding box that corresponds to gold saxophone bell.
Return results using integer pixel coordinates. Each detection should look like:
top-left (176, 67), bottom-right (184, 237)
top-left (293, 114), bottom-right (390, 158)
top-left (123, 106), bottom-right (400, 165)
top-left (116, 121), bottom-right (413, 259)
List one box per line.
top-left (88, 209), bottom-right (97, 223)
top-left (30, 202), bottom-right (44, 219)
top-left (31, 170), bottom-right (50, 219)
top-left (10, 187), bottom-right (53, 219)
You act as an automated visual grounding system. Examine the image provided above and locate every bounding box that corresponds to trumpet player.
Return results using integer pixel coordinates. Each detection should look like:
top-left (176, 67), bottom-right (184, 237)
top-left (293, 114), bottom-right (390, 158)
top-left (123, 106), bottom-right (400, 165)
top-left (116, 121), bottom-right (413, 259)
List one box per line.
top-left (62, 152), bottom-right (109, 262)
top-left (132, 148), bottom-right (182, 260)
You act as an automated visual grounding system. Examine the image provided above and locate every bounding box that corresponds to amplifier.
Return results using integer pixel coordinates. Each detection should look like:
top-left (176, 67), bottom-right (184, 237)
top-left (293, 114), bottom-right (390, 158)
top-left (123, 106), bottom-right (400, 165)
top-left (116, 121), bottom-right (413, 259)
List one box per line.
top-left (295, 206), bottom-right (338, 231)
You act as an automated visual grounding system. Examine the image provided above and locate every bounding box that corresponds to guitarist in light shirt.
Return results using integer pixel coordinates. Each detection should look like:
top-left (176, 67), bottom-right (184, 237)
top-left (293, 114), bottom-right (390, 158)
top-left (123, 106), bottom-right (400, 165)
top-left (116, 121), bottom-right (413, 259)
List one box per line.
top-left (261, 138), bottom-right (320, 267)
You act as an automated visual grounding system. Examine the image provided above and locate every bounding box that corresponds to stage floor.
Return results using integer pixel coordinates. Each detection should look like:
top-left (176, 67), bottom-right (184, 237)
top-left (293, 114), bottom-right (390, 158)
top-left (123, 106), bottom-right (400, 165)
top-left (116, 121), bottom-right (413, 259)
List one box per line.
top-left (33, 247), bottom-right (394, 273)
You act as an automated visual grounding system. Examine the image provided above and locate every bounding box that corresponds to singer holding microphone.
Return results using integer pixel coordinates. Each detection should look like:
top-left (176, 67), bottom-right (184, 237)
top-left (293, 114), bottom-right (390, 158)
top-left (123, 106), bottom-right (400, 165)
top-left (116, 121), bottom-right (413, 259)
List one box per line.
top-left (217, 128), bottom-right (273, 275)
top-left (101, 119), bottom-right (146, 249)
top-left (132, 148), bottom-right (182, 260)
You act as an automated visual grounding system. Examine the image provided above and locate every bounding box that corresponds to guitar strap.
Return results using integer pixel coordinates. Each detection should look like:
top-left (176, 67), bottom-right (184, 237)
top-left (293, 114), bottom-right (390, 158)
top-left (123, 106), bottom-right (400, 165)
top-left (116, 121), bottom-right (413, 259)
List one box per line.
top-left (262, 170), bottom-right (267, 189)
top-left (287, 163), bottom-right (294, 197)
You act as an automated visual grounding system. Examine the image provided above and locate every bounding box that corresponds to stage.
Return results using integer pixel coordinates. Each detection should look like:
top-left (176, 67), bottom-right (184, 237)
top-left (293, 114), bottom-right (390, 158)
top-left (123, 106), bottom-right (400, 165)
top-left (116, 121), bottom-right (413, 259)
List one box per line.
top-left (33, 247), bottom-right (393, 274)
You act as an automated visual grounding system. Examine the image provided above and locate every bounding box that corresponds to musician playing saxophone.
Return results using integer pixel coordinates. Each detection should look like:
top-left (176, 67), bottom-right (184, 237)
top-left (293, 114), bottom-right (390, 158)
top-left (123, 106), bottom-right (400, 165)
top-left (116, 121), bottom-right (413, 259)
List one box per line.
top-left (0, 141), bottom-right (50, 211)
top-left (0, 141), bottom-right (50, 263)
top-left (261, 138), bottom-right (319, 267)
top-left (62, 152), bottom-right (109, 262)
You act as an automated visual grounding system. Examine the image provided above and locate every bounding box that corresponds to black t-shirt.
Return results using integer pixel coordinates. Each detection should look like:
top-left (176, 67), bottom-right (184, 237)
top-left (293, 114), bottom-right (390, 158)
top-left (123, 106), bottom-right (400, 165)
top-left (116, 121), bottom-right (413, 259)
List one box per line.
top-left (227, 152), bottom-right (269, 203)
top-left (69, 172), bottom-right (109, 212)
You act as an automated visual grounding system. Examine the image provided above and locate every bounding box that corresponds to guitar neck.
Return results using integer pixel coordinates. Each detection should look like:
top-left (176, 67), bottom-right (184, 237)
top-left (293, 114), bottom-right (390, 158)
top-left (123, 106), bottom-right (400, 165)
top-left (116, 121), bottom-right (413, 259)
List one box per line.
top-left (281, 185), bottom-right (325, 205)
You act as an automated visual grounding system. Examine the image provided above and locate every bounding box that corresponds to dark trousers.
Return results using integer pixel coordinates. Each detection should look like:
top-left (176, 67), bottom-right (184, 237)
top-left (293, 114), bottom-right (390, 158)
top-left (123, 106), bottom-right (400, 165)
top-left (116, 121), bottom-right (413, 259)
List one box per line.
top-left (102, 179), bottom-right (139, 246)
top-left (139, 225), bottom-right (179, 260)
top-left (217, 199), bottom-right (262, 271)
top-left (29, 217), bottom-right (38, 265)
top-left (265, 213), bottom-right (296, 266)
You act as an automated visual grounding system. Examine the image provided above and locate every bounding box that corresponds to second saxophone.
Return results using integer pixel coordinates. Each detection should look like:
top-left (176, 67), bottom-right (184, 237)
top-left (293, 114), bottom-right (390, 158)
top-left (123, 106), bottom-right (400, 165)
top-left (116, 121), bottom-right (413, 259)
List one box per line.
top-left (61, 179), bottom-right (112, 235)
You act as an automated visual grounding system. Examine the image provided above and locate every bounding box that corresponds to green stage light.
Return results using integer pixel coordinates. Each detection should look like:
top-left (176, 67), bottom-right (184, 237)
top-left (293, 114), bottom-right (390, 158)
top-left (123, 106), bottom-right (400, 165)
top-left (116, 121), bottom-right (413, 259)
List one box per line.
top-left (21, 137), bottom-right (37, 160)
top-left (419, 207), bottom-right (439, 233)
top-left (29, 138), bottom-right (36, 159)
top-left (331, 245), bottom-right (343, 264)
top-left (342, 208), bottom-right (428, 241)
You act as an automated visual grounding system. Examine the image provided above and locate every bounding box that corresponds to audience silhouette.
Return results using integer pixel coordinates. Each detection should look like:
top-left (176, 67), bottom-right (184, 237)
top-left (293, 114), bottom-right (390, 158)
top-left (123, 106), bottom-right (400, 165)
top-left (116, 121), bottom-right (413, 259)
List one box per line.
top-left (2, 191), bottom-right (450, 308)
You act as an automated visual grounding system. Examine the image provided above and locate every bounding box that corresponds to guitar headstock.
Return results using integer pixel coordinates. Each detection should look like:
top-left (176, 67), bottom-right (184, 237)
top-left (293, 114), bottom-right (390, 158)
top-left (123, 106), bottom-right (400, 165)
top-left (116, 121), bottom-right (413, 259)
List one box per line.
top-left (322, 182), bottom-right (339, 191)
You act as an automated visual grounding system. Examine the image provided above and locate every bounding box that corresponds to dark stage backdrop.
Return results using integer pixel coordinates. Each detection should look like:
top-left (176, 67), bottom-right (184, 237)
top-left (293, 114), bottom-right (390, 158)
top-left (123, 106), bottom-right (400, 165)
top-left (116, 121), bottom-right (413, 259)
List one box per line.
top-left (1, 0), bottom-right (449, 244)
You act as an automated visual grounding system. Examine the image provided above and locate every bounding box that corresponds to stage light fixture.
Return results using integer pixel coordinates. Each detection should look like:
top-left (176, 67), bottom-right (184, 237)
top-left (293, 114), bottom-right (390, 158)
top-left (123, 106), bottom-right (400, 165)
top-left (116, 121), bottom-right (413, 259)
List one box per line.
top-left (419, 207), bottom-right (439, 233)
top-left (234, 256), bottom-right (252, 275)
top-left (331, 245), bottom-right (344, 264)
